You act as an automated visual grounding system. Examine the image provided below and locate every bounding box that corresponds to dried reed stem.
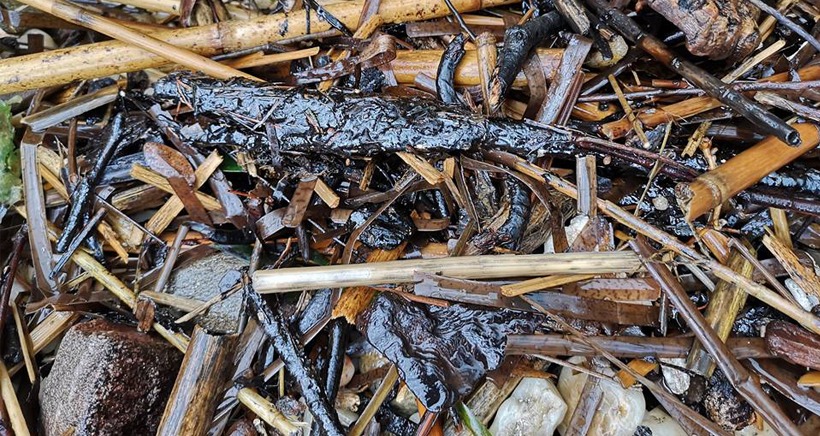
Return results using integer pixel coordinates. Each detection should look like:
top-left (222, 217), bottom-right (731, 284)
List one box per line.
top-left (254, 252), bottom-right (642, 293)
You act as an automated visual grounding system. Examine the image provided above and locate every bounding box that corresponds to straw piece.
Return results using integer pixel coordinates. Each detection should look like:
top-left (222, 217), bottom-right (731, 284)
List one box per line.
top-left (11, 301), bottom-right (37, 383)
top-left (236, 388), bottom-right (301, 435)
top-left (141, 151), bottom-right (222, 235)
top-left (131, 164), bottom-right (222, 211)
top-left (13, 205), bottom-right (189, 352)
top-left (140, 291), bottom-right (203, 312)
top-left (8, 311), bottom-right (80, 376)
top-left (763, 232), bottom-right (820, 300)
top-left (223, 47), bottom-right (320, 70)
top-left (0, 360), bottom-right (30, 436)
top-left (256, 252), bottom-right (643, 294)
top-left (501, 274), bottom-right (595, 297)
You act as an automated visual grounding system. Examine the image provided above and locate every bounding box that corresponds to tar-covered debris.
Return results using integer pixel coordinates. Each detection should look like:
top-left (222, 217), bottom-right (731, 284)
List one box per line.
top-left (356, 292), bottom-right (541, 411)
top-left (349, 204), bottom-right (414, 249)
top-left (152, 74), bottom-right (574, 162)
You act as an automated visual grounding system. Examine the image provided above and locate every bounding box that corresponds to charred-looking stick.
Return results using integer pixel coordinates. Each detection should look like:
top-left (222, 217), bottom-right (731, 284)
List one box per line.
top-left (304, 0), bottom-right (352, 36)
top-left (585, 0), bottom-right (801, 146)
top-left (437, 33), bottom-right (467, 105)
top-left (245, 287), bottom-right (344, 436)
top-left (631, 238), bottom-right (802, 435)
top-left (323, 319), bottom-right (346, 402)
top-left (489, 11), bottom-right (564, 114)
top-left (310, 318), bottom-right (347, 436)
top-left (56, 112), bottom-right (124, 252)
top-left (0, 230), bottom-right (25, 348)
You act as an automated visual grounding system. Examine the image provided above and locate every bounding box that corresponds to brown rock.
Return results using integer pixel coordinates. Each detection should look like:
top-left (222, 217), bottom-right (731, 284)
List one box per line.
top-left (39, 319), bottom-right (182, 436)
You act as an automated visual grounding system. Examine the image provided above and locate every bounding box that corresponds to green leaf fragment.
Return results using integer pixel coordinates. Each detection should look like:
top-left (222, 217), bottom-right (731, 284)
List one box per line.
top-left (0, 100), bottom-right (21, 206)
top-left (455, 401), bottom-right (492, 436)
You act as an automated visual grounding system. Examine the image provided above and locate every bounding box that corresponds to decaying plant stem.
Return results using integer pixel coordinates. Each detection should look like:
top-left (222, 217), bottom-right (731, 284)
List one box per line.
top-left (686, 248), bottom-right (754, 377)
top-left (253, 252), bottom-right (642, 293)
top-left (246, 288), bottom-right (343, 436)
top-left (506, 334), bottom-right (770, 359)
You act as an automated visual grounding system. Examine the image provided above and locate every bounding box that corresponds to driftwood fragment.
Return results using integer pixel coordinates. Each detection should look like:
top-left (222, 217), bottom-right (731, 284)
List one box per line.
top-left (158, 327), bottom-right (238, 435)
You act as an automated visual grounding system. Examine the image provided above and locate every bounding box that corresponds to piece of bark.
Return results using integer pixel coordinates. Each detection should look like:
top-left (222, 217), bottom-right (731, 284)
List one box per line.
top-left (765, 321), bottom-right (820, 370)
top-left (644, 0), bottom-right (760, 60)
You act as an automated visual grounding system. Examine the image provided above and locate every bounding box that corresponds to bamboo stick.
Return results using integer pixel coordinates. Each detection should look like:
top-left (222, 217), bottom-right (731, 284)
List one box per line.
top-left (18, 0), bottom-right (258, 82)
top-left (0, 0), bottom-right (519, 93)
top-left (0, 360), bottom-right (30, 436)
top-left (253, 252), bottom-right (642, 293)
top-left (686, 249), bottom-right (754, 377)
top-left (392, 48), bottom-right (562, 87)
top-left (222, 47), bottom-right (320, 70)
top-left (677, 123), bottom-right (820, 220)
top-left (158, 327), bottom-right (238, 435)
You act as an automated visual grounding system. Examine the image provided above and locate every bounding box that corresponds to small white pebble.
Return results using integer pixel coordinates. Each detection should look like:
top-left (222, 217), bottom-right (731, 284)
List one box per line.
top-left (652, 196), bottom-right (669, 211)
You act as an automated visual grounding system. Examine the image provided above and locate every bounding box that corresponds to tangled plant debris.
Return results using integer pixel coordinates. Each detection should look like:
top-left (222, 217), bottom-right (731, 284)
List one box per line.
top-left (2, 0), bottom-right (820, 435)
